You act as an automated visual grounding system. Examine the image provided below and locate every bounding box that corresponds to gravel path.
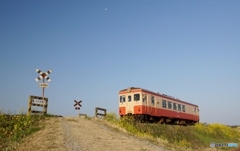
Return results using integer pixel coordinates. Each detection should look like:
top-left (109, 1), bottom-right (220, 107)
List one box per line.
top-left (17, 117), bottom-right (169, 151)
top-left (61, 117), bottom-right (81, 151)
top-left (62, 117), bottom-right (167, 151)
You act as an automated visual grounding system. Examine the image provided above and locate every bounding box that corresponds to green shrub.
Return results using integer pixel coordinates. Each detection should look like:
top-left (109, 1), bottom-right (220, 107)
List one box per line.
top-left (104, 112), bottom-right (119, 124)
top-left (118, 116), bottom-right (139, 134)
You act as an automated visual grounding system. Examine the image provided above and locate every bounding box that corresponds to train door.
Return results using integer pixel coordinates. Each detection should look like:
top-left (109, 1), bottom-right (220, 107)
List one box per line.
top-left (126, 95), bottom-right (132, 114)
top-left (194, 107), bottom-right (199, 122)
top-left (147, 95), bottom-right (151, 113)
top-left (153, 96), bottom-right (157, 115)
top-left (142, 94), bottom-right (147, 113)
top-left (148, 96), bottom-right (152, 113)
top-left (150, 96), bottom-right (155, 114)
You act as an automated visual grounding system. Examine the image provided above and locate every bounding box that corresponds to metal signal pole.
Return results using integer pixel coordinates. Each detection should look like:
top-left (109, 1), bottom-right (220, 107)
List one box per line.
top-left (42, 77), bottom-right (45, 113)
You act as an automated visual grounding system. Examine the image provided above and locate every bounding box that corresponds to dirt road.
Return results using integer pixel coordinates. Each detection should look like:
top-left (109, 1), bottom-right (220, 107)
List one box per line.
top-left (17, 117), bottom-right (168, 151)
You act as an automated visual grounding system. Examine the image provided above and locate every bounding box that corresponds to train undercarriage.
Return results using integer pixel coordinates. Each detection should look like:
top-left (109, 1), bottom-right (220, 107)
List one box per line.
top-left (121, 114), bottom-right (197, 125)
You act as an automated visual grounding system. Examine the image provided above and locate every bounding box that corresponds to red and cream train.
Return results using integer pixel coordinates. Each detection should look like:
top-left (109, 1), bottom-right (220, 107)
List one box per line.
top-left (119, 87), bottom-right (199, 125)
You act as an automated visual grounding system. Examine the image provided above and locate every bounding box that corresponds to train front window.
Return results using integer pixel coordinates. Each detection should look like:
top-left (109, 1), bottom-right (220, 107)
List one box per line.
top-left (162, 100), bottom-right (166, 108)
top-left (168, 101), bottom-right (172, 109)
top-left (120, 96), bottom-right (125, 103)
top-left (173, 103), bottom-right (177, 110)
top-left (134, 94), bottom-right (140, 101)
top-left (128, 95), bottom-right (131, 102)
top-left (178, 104), bottom-right (182, 111)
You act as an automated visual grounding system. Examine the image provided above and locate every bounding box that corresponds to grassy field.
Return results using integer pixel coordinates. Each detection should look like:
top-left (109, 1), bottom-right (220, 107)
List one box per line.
top-left (104, 112), bottom-right (240, 151)
top-left (0, 110), bottom-right (47, 151)
top-left (1, 110), bottom-right (239, 151)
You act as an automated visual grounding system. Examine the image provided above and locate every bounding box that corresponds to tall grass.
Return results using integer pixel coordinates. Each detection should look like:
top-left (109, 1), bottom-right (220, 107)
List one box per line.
top-left (104, 112), bottom-right (240, 150)
top-left (0, 109), bottom-right (45, 150)
top-left (194, 123), bottom-right (240, 146)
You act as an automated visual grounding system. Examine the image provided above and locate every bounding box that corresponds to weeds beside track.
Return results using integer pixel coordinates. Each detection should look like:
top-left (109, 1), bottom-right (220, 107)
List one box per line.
top-left (0, 110), bottom-right (46, 150)
top-left (104, 112), bottom-right (240, 151)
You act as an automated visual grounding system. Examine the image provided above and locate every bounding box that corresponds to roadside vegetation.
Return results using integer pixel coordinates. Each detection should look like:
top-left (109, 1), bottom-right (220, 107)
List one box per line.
top-left (0, 109), bottom-right (55, 151)
top-left (104, 112), bottom-right (240, 151)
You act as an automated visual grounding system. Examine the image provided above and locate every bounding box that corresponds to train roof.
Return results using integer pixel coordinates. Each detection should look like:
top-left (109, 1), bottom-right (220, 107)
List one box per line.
top-left (119, 87), bottom-right (198, 107)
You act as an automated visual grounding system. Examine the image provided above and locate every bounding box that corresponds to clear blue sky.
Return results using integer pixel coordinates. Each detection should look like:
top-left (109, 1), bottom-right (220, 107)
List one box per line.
top-left (0, 0), bottom-right (239, 125)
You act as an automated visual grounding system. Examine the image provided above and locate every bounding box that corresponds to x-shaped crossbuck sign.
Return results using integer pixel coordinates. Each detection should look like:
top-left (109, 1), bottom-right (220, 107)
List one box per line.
top-left (74, 100), bottom-right (82, 110)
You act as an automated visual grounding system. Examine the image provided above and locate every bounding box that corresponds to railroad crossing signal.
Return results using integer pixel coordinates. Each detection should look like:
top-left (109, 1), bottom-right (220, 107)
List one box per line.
top-left (35, 69), bottom-right (52, 82)
top-left (35, 68), bottom-right (52, 115)
top-left (74, 100), bottom-right (82, 110)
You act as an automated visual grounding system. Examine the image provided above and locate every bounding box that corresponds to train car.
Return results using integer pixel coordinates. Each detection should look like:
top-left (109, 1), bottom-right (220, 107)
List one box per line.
top-left (119, 87), bottom-right (199, 125)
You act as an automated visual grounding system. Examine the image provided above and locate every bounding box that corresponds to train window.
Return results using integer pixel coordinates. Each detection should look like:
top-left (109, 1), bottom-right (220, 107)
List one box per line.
top-left (182, 105), bottom-right (185, 112)
top-left (120, 96), bottom-right (125, 103)
top-left (173, 103), bottom-right (177, 110)
top-left (128, 95), bottom-right (131, 102)
top-left (151, 96), bottom-right (155, 105)
top-left (168, 101), bottom-right (172, 109)
top-left (178, 104), bottom-right (182, 111)
top-left (162, 100), bottom-right (166, 108)
top-left (134, 94), bottom-right (140, 101)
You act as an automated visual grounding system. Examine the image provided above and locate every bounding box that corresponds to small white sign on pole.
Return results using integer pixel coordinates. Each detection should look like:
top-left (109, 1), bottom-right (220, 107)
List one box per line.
top-left (38, 83), bottom-right (49, 88)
